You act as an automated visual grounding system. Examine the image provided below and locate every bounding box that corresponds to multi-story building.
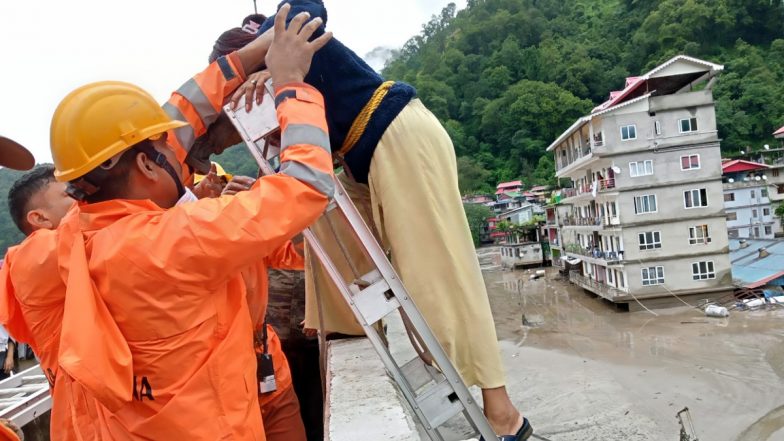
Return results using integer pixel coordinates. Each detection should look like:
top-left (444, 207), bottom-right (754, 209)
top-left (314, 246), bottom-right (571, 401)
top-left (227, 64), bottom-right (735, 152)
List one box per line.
top-left (722, 160), bottom-right (774, 239)
top-left (544, 199), bottom-right (573, 267)
top-left (752, 126), bottom-right (784, 233)
top-left (547, 55), bottom-right (734, 310)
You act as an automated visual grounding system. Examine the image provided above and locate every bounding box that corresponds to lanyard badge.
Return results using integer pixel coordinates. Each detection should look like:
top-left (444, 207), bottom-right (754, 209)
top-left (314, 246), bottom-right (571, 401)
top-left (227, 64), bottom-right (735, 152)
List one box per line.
top-left (256, 321), bottom-right (277, 394)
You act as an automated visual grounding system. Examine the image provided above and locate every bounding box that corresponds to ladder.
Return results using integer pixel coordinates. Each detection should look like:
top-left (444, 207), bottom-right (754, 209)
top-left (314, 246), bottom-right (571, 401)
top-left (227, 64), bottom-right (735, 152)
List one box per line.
top-left (224, 83), bottom-right (497, 441)
top-left (0, 365), bottom-right (52, 427)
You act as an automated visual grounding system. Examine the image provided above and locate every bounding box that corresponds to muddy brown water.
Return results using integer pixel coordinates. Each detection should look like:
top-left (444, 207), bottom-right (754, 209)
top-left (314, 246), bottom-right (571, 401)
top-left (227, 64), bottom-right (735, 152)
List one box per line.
top-left (456, 267), bottom-right (784, 441)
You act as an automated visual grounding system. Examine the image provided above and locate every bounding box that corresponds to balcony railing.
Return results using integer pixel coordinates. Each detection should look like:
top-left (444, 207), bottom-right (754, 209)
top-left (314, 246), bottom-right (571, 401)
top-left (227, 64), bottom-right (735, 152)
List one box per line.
top-left (597, 178), bottom-right (616, 192)
top-left (564, 243), bottom-right (624, 262)
top-left (556, 146), bottom-right (593, 171)
top-left (562, 216), bottom-right (602, 226)
top-left (570, 273), bottom-right (627, 299)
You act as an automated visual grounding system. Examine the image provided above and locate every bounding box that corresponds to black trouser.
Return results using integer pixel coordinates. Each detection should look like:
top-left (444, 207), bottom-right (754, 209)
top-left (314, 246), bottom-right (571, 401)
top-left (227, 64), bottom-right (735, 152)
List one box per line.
top-left (0, 351), bottom-right (9, 381)
top-left (281, 338), bottom-right (323, 441)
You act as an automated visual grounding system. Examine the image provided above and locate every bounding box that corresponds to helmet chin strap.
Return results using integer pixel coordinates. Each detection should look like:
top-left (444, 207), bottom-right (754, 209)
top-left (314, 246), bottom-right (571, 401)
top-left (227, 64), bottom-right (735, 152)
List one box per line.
top-left (135, 144), bottom-right (186, 199)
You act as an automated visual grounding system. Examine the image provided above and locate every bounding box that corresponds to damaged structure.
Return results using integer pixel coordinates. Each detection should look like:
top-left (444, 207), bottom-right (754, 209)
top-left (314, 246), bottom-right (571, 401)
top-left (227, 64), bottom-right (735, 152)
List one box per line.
top-left (548, 55), bottom-right (735, 310)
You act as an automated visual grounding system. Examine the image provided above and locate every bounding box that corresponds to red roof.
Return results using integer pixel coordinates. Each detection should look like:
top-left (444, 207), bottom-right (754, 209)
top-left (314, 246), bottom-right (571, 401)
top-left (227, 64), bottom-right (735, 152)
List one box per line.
top-left (775, 125), bottom-right (784, 137)
top-left (722, 159), bottom-right (769, 173)
top-left (625, 76), bottom-right (641, 87)
top-left (497, 181), bottom-right (522, 189)
top-left (523, 192), bottom-right (535, 197)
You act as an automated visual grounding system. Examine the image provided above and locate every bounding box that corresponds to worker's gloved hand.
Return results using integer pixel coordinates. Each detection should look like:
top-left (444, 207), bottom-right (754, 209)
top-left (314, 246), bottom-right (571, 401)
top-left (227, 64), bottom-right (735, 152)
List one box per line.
top-left (231, 71), bottom-right (272, 112)
top-left (222, 176), bottom-right (256, 196)
top-left (265, 4), bottom-right (332, 87)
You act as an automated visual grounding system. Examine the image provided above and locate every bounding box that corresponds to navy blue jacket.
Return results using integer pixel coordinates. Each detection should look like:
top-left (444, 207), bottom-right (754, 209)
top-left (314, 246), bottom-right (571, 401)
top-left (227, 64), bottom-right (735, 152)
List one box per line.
top-left (260, 0), bottom-right (417, 183)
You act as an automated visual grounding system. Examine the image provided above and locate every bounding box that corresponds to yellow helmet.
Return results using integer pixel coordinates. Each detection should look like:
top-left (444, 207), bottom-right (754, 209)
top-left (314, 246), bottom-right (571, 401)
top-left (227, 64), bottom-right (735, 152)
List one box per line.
top-left (50, 81), bottom-right (188, 182)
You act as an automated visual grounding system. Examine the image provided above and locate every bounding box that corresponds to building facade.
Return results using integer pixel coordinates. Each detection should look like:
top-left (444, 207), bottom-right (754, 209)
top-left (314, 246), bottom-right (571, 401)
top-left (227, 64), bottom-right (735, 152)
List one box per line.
top-left (722, 160), bottom-right (774, 239)
top-left (547, 55), bottom-right (734, 309)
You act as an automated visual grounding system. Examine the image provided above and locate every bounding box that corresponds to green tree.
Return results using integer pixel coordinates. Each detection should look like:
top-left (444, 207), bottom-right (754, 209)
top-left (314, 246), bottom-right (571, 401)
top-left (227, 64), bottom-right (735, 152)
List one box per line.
top-left (463, 203), bottom-right (492, 247)
top-left (383, 0), bottom-right (784, 181)
top-left (775, 204), bottom-right (784, 232)
top-left (457, 156), bottom-right (493, 195)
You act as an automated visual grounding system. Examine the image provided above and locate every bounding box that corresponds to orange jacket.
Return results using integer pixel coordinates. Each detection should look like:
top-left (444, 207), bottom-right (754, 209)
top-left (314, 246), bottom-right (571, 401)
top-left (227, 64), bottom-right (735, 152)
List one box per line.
top-left (163, 51), bottom-right (247, 162)
top-left (0, 219), bottom-right (101, 441)
top-left (242, 241), bottom-right (304, 405)
top-left (0, 423), bottom-right (19, 441)
top-left (0, 82), bottom-right (333, 440)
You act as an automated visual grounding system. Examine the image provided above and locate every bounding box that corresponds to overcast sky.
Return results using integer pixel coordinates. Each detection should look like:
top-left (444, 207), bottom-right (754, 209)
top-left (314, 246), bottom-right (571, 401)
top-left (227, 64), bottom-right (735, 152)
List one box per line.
top-left (0, 0), bottom-right (465, 163)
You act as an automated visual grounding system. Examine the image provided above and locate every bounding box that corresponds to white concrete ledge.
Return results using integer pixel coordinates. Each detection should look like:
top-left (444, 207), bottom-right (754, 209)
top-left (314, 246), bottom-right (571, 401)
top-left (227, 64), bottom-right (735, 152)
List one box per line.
top-left (326, 337), bottom-right (423, 441)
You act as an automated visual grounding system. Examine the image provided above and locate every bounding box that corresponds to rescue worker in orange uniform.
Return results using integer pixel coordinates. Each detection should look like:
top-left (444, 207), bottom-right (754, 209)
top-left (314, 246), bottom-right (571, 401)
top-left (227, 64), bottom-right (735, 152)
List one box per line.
top-left (183, 165), bottom-right (309, 441)
top-left (0, 7), bottom-right (333, 440)
top-left (0, 136), bottom-right (34, 441)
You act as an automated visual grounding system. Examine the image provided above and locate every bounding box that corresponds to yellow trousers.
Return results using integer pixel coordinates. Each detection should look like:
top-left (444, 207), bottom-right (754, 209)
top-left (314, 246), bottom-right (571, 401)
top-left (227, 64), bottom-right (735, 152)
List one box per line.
top-left (305, 99), bottom-right (505, 388)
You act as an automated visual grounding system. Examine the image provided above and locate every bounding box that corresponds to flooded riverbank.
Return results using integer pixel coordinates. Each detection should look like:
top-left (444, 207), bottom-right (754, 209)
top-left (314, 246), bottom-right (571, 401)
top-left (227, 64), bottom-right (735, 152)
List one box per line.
top-left (476, 267), bottom-right (784, 441)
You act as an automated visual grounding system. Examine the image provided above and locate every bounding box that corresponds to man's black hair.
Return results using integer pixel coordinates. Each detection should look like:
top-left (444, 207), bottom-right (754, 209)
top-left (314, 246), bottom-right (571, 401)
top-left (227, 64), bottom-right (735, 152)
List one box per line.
top-left (8, 164), bottom-right (56, 235)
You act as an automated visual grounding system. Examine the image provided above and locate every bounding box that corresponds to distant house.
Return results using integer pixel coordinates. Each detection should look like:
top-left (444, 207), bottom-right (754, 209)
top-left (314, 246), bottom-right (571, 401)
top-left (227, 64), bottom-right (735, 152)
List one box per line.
top-left (722, 160), bottom-right (774, 239)
top-left (529, 185), bottom-right (551, 203)
top-left (495, 180), bottom-right (523, 195)
top-left (499, 204), bottom-right (539, 225)
top-left (493, 191), bottom-right (525, 214)
top-left (462, 194), bottom-right (493, 204)
top-left (775, 125), bottom-right (784, 140)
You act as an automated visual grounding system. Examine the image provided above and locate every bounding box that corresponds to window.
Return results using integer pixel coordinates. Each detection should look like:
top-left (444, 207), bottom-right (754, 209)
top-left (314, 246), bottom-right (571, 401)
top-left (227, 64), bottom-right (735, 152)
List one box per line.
top-left (638, 231), bottom-right (662, 250)
top-left (691, 261), bottom-right (715, 280)
top-left (754, 227), bottom-right (760, 237)
top-left (681, 154), bottom-right (700, 170)
top-left (728, 228), bottom-right (739, 238)
top-left (620, 124), bottom-right (637, 141)
top-left (724, 193), bottom-right (735, 202)
top-left (619, 272), bottom-right (625, 288)
top-left (762, 188), bottom-right (769, 198)
top-left (684, 189), bottom-right (708, 208)
top-left (654, 120), bottom-right (662, 135)
top-left (774, 169), bottom-right (780, 178)
top-left (629, 160), bottom-right (654, 177)
top-left (634, 195), bottom-right (657, 214)
top-left (753, 209), bottom-right (758, 218)
top-left (679, 117), bottom-right (698, 133)
top-left (607, 269), bottom-right (614, 284)
top-left (764, 208), bottom-right (771, 216)
top-left (689, 225), bottom-right (711, 245)
top-left (765, 226), bottom-right (773, 235)
top-left (593, 131), bottom-right (605, 147)
top-left (727, 212), bottom-right (738, 221)
top-left (642, 266), bottom-right (665, 286)
top-left (751, 190), bottom-right (756, 199)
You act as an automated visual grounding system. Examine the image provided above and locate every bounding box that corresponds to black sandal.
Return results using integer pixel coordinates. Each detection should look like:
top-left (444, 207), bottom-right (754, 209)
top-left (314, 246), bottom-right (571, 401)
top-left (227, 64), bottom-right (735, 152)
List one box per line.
top-left (480, 417), bottom-right (534, 441)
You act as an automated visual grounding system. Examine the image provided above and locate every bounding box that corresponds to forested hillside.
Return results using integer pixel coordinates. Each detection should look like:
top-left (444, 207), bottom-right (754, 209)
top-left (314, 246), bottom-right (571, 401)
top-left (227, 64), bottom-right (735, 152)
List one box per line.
top-left (0, 168), bottom-right (29, 254)
top-left (383, 0), bottom-right (784, 194)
